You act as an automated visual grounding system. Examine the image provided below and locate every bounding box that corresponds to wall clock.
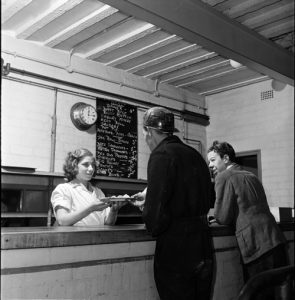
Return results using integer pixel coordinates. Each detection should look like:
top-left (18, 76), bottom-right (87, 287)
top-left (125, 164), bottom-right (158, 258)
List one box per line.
top-left (70, 102), bottom-right (98, 131)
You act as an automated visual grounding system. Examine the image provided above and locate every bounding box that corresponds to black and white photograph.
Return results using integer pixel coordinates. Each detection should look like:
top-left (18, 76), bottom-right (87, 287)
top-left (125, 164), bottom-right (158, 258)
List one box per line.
top-left (1, 1), bottom-right (294, 299)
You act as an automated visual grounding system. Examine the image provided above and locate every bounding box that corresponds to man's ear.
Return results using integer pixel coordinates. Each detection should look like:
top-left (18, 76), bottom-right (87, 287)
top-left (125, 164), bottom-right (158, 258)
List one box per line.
top-left (148, 128), bottom-right (154, 137)
top-left (223, 154), bottom-right (230, 164)
top-left (147, 128), bottom-right (152, 136)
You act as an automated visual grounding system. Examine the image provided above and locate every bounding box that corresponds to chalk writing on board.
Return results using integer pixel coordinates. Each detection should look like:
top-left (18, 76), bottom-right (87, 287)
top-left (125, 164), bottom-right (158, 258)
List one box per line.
top-left (96, 99), bottom-right (137, 178)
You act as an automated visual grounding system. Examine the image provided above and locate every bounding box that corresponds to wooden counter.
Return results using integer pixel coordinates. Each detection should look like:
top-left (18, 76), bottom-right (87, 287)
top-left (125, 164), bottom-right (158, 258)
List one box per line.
top-left (1, 225), bottom-right (153, 250)
top-left (2, 222), bottom-right (292, 250)
top-left (1, 223), bottom-right (294, 300)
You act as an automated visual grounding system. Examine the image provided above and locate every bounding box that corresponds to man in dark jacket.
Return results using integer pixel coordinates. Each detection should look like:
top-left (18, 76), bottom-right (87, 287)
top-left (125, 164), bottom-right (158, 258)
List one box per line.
top-left (133, 107), bottom-right (213, 300)
top-left (207, 140), bottom-right (288, 299)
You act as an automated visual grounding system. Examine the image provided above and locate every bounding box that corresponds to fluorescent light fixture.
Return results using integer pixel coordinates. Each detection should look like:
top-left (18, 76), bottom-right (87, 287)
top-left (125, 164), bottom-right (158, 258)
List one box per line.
top-left (229, 59), bottom-right (242, 68)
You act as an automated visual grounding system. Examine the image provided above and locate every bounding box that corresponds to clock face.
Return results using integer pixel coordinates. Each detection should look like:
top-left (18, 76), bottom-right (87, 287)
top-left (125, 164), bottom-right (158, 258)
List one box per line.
top-left (70, 102), bottom-right (98, 130)
top-left (80, 105), bottom-right (98, 125)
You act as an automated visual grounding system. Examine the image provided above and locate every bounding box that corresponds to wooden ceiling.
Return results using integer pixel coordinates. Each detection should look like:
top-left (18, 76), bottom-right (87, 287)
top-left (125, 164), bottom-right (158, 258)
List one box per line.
top-left (2, 0), bottom-right (294, 96)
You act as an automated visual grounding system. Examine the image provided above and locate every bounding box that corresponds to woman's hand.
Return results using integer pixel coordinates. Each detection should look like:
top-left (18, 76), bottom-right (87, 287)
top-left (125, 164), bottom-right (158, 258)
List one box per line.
top-left (104, 195), bottom-right (128, 225)
top-left (55, 200), bottom-right (110, 226)
top-left (110, 200), bottom-right (127, 212)
top-left (90, 199), bottom-right (111, 212)
top-left (109, 194), bottom-right (130, 211)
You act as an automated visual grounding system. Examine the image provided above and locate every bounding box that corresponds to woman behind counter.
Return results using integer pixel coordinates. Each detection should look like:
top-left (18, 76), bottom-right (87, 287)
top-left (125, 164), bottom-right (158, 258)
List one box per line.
top-left (51, 148), bottom-right (124, 226)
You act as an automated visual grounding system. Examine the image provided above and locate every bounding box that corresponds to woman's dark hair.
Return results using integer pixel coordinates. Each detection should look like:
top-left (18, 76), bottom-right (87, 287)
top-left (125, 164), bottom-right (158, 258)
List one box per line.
top-left (63, 148), bottom-right (98, 181)
top-left (207, 140), bottom-right (236, 162)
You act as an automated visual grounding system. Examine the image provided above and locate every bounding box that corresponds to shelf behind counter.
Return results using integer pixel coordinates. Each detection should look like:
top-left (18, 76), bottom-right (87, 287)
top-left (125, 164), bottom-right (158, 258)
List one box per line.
top-left (1, 168), bottom-right (147, 226)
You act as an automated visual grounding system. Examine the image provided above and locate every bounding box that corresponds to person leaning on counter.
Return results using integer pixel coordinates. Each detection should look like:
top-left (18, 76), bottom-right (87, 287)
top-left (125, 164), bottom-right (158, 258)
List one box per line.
top-left (51, 148), bottom-right (125, 226)
top-left (207, 141), bottom-right (288, 299)
top-left (131, 106), bottom-right (214, 300)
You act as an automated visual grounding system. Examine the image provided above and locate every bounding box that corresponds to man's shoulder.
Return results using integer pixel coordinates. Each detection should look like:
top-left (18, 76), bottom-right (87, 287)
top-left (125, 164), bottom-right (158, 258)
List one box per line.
top-left (229, 165), bottom-right (256, 178)
top-left (216, 165), bottom-right (244, 181)
top-left (219, 167), bottom-right (256, 182)
top-left (216, 169), bottom-right (231, 183)
top-left (164, 136), bottom-right (198, 153)
top-left (153, 136), bottom-right (183, 154)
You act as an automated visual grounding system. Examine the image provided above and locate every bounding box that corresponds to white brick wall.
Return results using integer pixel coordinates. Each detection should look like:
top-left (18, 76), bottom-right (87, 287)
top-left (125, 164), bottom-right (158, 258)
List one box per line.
top-left (1, 78), bottom-right (207, 180)
top-left (206, 80), bottom-right (294, 207)
top-left (2, 34), bottom-right (207, 179)
top-left (54, 91), bottom-right (97, 173)
top-left (1, 79), bottom-right (54, 170)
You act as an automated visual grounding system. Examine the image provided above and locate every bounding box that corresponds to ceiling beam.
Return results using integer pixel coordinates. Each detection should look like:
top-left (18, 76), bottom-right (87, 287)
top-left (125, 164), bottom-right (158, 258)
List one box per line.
top-left (101, 0), bottom-right (294, 86)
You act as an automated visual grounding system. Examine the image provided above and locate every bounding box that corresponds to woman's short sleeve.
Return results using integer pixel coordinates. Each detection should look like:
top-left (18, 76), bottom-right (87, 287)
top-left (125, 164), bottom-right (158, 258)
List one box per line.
top-left (51, 184), bottom-right (72, 213)
top-left (92, 186), bottom-right (111, 222)
top-left (93, 186), bottom-right (105, 200)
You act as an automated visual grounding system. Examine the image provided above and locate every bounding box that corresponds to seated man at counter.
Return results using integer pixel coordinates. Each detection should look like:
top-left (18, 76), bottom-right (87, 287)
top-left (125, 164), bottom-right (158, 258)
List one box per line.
top-left (207, 141), bottom-right (288, 298)
top-left (51, 148), bottom-right (125, 226)
top-left (132, 107), bottom-right (214, 300)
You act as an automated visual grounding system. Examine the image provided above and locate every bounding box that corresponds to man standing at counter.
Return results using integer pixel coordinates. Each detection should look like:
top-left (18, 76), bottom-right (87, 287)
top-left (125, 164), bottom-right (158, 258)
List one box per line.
top-left (207, 141), bottom-right (287, 297)
top-left (133, 107), bottom-right (213, 300)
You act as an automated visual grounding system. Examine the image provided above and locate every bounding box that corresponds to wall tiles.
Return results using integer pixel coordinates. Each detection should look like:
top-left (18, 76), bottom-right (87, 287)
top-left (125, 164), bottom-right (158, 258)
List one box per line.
top-left (206, 80), bottom-right (294, 207)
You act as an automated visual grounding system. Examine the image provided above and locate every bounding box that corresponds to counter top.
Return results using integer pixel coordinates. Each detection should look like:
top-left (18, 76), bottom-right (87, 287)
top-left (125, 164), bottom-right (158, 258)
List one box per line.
top-left (1, 222), bottom-right (293, 250)
top-left (1, 225), bottom-right (152, 250)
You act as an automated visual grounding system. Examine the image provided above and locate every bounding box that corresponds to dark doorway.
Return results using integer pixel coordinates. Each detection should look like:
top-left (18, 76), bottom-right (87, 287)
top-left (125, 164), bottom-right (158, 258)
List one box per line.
top-left (236, 150), bottom-right (262, 181)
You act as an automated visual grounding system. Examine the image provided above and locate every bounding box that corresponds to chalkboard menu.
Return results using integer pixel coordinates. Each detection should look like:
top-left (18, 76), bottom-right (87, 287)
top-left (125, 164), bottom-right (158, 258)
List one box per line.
top-left (96, 98), bottom-right (137, 178)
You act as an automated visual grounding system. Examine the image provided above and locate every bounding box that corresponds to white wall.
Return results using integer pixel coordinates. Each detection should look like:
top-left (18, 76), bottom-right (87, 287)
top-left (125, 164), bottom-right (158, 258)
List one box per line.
top-left (1, 79), bottom-right (55, 170)
top-left (3, 34), bottom-right (293, 208)
top-left (1, 35), bottom-right (207, 179)
top-left (206, 80), bottom-right (294, 207)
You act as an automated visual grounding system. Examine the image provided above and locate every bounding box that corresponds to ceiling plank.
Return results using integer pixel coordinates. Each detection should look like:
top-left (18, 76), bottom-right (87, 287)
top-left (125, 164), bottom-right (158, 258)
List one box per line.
top-left (1, 0), bottom-right (33, 24)
top-left (124, 44), bottom-right (200, 73)
top-left (44, 5), bottom-right (118, 47)
top-left (196, 72), bottom-right (269, 95)
top-left (202, 0), bottom-right (224, 6)
top-left (138, 51), bottom-right (217, 77)
top-left (197, 76), bottom-right (269, 95)
top-left (98, 30), bottom-right (173, 63)
top-left (272, 32), bottom-right (294, 51)
top-left (101, 0), bottom-right (294, 85)
top-left (105, 34), bottom-right (181, 66)
top-left (257, 16), bottom-right (294, 39)
top-left (237, 1), bottom-right (294, 27)
top-left (54, 12), bottom-right (129, 51)
top-left (159, 57), bottom-right (229, 83)
top-left (82, 22), bottom-right (157, 59)
top-left (15, 0), bottom-right (84, 39)
top-left (175, 65), bottom-right (247, 87)
top-left (214, 0), bottom-right (279, 19)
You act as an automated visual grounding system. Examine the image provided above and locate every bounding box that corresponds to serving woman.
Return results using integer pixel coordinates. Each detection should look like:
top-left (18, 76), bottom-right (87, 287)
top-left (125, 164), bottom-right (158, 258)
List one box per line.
top-left (51, 148), bottom-right (123, 226)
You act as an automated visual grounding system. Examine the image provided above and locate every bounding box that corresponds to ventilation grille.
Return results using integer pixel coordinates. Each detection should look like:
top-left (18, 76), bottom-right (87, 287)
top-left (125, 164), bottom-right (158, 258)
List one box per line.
top-left (261, 90), bottom-right (274, 101)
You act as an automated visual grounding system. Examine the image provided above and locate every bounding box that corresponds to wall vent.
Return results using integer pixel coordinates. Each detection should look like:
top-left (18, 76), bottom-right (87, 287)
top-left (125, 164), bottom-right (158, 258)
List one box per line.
top-left (261, 90), bottom-right (274, 101)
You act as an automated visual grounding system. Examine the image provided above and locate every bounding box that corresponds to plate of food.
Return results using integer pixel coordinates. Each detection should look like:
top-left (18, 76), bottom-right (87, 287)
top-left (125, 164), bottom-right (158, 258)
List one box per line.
top-left (100, 195), bottom-right (134, 203)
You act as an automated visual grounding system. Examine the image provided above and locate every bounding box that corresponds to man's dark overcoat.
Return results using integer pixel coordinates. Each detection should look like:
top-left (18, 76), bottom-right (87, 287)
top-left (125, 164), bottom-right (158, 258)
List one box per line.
top-left (143, 135), bottom-right (213, 300)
